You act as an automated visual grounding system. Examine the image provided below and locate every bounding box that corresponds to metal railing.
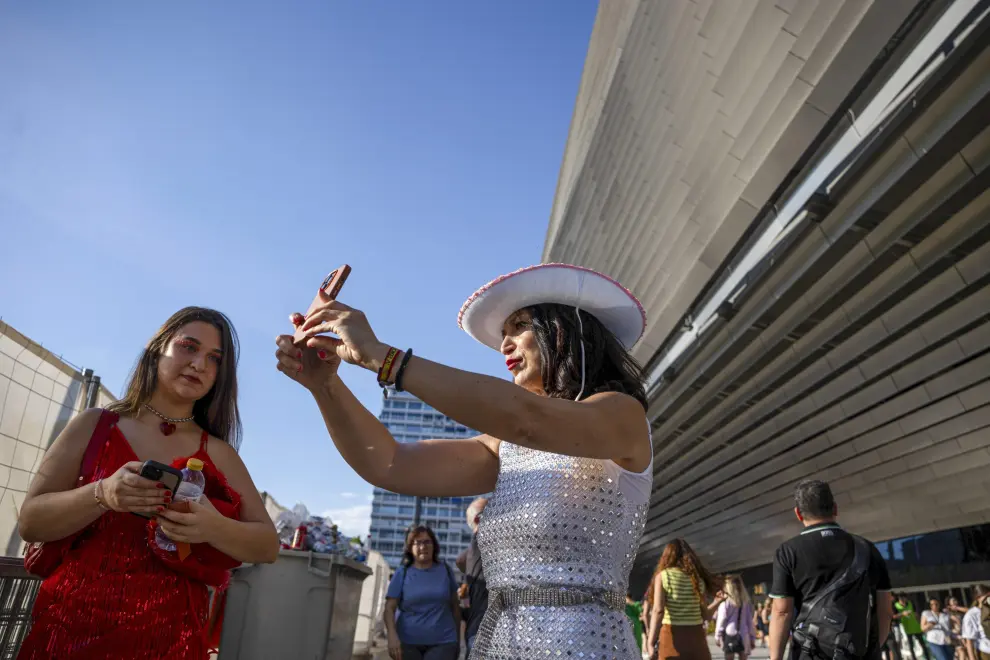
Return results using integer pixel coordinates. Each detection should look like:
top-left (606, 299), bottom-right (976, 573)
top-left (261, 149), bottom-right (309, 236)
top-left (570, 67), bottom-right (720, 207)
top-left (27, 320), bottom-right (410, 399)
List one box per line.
top-left (0, 558), bottom-right (39, 659)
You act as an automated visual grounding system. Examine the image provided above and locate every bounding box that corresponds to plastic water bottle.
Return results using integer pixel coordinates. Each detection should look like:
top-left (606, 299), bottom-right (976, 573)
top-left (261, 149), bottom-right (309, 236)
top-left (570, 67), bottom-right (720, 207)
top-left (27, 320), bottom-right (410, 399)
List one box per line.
top-left (155, 458), bottom-right (206, 551)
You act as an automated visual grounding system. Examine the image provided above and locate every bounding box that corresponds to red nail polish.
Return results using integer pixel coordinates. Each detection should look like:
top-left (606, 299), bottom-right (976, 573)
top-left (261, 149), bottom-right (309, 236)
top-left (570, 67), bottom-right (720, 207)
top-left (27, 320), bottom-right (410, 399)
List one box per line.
top-left (317, 350), bottom-right (327, 360)
top-left (297, 351), bottom-right (303, 359)
top-left (157, 506), bottom-right (165, 513)
top-left (297, 364), bottom-right (303, 373)
top-left (156, 483), bottom-right (165, 489)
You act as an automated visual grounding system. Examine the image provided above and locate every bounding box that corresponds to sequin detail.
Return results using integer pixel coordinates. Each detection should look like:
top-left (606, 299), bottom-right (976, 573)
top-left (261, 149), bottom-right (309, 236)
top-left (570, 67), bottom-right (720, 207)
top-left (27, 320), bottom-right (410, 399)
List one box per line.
top-left (473, 442), bottom-right (649, 659)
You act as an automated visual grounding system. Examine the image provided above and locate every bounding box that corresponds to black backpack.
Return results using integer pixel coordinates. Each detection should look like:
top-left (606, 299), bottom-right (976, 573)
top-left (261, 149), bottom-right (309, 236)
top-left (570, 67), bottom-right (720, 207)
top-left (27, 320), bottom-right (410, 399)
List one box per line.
top-left (792, 536), bottom-right (875, 659)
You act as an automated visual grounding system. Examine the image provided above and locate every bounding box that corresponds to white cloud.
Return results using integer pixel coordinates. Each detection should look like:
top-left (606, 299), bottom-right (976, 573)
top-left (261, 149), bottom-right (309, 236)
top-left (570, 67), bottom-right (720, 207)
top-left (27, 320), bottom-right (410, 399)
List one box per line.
top-left (321, 504), bottom-right (372, 538)
top-left (339, 492), bottom-right (358, 500)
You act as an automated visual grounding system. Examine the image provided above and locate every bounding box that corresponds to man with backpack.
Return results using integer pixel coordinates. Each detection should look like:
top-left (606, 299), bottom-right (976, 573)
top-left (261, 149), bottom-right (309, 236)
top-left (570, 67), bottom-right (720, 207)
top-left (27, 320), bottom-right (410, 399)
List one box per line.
top-left (768, 480), bottom-right (894, 660)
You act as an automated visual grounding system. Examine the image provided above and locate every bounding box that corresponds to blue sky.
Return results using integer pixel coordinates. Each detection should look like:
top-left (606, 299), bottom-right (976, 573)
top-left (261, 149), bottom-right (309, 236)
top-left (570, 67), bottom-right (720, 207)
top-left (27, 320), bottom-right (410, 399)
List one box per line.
top-left (0, 2), bottom-right (597, 535)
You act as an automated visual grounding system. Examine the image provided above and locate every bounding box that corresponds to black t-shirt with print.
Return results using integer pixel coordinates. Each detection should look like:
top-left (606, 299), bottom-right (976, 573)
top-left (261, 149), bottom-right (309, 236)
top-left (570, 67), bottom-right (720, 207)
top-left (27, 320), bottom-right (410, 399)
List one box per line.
top-left (771, 522), bottom-right (892, 659)
top-left (770, 522), bottom-right (891, 614)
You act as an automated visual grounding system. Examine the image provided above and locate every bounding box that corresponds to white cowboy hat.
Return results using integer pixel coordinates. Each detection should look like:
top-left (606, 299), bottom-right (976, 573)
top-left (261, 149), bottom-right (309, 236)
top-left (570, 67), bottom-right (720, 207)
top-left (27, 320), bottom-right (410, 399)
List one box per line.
top-left (458, 263), bottom-right (647, 351)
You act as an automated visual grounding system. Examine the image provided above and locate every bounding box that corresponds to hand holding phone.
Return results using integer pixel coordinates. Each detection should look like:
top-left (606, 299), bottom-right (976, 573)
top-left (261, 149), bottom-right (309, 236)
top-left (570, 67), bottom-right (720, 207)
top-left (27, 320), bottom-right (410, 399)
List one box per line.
top-left (98, 461), bottom-right (178, 518)
top-left (293, 265), bottom-right (351, 346)
top-left (277, 262), bottom-right (390, 384)
top-left (132, 461), bottom-right (183, 520)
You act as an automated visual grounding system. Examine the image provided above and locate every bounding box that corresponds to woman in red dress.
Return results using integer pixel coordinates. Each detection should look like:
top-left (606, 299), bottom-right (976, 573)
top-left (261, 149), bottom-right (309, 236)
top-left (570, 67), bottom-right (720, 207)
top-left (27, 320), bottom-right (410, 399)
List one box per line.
top-left (17, 307), bottom-right (279, 659)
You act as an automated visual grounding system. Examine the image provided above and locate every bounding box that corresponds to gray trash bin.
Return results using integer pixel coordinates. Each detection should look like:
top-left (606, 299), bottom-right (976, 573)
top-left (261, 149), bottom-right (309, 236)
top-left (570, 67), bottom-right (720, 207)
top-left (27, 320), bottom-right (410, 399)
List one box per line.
top-left (219, 550), bottom-right (372, 659)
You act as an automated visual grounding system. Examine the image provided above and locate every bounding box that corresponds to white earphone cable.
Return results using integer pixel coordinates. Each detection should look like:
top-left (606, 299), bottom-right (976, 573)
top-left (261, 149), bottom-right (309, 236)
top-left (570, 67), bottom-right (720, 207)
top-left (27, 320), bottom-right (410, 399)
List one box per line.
top-left (575, 273), bottom-right (586, 402)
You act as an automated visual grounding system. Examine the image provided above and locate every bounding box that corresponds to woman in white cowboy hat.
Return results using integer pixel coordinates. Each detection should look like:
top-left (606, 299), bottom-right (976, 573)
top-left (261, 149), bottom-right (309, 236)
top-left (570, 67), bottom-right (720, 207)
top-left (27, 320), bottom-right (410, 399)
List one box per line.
top-left (275, 263), bottom-right (653, 660)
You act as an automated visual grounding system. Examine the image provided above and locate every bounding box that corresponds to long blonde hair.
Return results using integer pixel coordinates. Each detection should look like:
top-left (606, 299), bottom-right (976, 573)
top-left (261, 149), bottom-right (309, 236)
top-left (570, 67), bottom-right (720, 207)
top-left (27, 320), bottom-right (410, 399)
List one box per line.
top-left (725, 575), bottom-right (750, 607)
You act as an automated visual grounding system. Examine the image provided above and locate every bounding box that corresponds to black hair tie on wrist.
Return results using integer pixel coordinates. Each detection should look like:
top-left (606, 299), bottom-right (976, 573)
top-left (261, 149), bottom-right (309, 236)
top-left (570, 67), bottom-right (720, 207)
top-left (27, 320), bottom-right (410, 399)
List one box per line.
top-left (394, 349), bottom-right (413, 392)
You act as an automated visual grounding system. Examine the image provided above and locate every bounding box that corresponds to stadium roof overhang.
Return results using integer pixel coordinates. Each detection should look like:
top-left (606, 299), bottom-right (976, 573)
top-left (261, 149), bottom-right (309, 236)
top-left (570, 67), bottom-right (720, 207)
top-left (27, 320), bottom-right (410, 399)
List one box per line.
top-left (542, 0), bottom-right (990, 592)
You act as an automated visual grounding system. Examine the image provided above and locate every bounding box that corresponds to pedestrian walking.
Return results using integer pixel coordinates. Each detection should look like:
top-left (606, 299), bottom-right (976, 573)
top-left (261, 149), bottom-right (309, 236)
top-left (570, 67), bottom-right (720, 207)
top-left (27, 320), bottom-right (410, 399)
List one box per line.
top-left (645, 539), bottom-right (725, 660)
top-left (768, 480), bottom-right (893, 660)
top-left (716, 575), bottom-right (756, 660)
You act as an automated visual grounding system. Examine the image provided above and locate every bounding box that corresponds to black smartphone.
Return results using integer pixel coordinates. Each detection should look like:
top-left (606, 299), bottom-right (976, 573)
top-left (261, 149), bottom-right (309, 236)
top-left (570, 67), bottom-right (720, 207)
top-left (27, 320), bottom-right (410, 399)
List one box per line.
top-left (133, 460), bottom-right (183, 519)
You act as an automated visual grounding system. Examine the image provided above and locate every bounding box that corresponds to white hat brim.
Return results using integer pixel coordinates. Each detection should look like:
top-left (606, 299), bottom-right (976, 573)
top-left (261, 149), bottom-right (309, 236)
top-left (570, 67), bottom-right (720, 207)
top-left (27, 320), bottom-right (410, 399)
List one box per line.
top-left (458, 264), bottom-right (647, 350)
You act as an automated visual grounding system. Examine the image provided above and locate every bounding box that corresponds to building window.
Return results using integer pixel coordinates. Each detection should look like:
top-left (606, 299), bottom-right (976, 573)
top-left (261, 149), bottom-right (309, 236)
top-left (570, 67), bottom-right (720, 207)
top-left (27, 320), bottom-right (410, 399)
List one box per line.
top-left (369, 395), bottom-right (482, 570)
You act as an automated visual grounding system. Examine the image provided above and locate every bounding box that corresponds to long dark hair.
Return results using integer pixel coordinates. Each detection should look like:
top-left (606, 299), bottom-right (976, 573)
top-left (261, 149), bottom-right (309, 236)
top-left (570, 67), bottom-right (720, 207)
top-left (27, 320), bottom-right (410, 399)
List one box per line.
top-left (526, 303), bottom-right (647, 410)
top-left (107, 307), bottom-right (242, 450)
top-left (646, 539), bottom-right (721, 610)
top-left (402, 525), bottom-right (440, 567)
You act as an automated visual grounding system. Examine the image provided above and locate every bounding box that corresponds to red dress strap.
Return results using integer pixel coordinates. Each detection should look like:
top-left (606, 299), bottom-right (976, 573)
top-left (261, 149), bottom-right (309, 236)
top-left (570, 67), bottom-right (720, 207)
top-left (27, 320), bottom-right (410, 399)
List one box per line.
top-left (199, 431), bottom-right (209, 455)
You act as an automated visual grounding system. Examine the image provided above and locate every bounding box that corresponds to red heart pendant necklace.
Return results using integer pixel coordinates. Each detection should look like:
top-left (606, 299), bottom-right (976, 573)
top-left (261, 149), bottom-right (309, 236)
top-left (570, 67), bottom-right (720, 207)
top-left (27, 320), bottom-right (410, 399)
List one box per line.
top-left (143, 404), bottom-right (194, 436)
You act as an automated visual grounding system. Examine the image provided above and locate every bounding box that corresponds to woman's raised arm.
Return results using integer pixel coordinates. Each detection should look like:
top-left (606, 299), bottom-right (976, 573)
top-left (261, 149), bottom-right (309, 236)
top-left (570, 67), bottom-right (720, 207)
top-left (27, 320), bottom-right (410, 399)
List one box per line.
top-left (283, 296), bottom-right (650, 472)
top-left (276, 334), bottom-right (499, 497)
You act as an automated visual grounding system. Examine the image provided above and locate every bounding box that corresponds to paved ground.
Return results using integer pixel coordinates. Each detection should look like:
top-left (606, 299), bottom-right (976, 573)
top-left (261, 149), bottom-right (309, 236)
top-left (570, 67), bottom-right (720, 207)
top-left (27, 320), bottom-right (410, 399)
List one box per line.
top-left (370, 634), bottom-right (776, 659)
top-left (705, 636), bottom-right (772, 659)
top-left (636, 636), bottom-right (774, 659)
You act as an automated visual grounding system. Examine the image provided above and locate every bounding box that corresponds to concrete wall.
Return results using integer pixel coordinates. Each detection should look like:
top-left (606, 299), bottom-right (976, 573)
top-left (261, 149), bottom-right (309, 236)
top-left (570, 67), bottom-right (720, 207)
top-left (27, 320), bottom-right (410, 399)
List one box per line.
top-left (352, 550), bottom-right (391, 659)
top-left (0, 320), bottom-right (115, 555)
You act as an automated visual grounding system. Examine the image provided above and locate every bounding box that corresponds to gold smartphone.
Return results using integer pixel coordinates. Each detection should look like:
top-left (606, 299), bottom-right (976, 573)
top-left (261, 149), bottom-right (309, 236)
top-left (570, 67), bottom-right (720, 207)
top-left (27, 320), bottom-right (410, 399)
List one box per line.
top-left (293, 265), bottom-right (351, 345)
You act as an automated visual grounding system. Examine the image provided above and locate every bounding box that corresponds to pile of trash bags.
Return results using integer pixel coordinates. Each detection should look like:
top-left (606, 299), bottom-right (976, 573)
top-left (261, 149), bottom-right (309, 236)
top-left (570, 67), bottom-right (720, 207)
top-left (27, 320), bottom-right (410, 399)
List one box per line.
top-left (275, 503), bottom-right (368, 563)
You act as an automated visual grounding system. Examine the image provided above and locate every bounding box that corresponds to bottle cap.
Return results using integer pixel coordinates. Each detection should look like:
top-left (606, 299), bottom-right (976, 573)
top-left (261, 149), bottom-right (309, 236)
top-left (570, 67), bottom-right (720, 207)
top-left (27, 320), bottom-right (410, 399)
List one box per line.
top-left (186, 458), bottom-right (205, 471)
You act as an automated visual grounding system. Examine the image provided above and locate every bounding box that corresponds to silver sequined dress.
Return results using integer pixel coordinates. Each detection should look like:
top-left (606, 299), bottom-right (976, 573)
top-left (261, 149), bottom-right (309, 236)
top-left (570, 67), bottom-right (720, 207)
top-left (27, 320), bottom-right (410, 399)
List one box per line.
top-left (474, 441), bottom-right (650, 659)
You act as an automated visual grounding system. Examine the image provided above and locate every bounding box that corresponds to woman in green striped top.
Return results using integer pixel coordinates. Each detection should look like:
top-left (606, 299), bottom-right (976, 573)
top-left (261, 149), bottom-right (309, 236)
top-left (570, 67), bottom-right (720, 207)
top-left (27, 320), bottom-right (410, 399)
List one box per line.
top-left (645, 539), bottom-right (726, 660)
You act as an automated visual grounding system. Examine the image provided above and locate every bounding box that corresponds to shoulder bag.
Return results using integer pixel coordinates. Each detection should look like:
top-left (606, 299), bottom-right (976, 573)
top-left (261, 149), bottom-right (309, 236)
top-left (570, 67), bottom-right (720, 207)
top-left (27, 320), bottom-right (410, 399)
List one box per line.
top-left (23, 409), bottom-right (117, 577)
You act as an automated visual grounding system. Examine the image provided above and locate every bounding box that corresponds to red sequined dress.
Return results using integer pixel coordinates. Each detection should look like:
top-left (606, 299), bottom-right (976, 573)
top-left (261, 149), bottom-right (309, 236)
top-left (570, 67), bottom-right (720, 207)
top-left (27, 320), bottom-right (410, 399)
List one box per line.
top-left (18, 425), bottom-right (242, 659)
